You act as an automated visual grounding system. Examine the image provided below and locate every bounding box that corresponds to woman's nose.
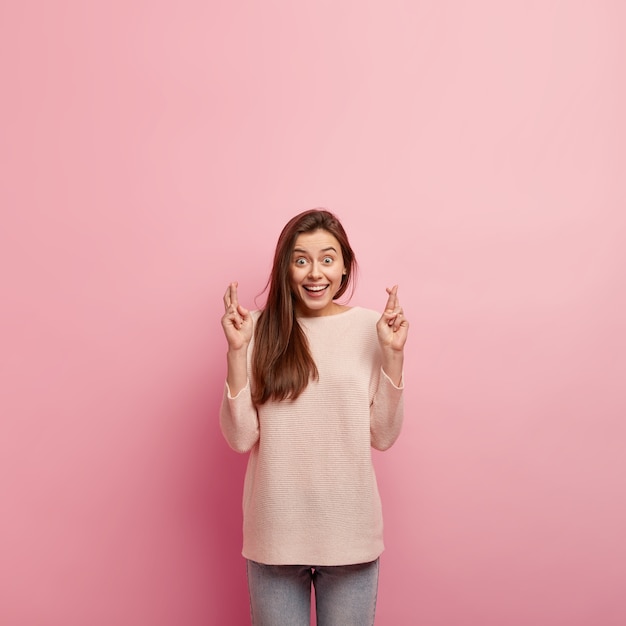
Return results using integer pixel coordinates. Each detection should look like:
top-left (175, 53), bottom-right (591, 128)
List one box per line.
top-left (308, 262), bottom-right (322, 278)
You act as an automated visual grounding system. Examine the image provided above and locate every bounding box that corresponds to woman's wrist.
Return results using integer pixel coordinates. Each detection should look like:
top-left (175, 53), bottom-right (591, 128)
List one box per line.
top-left (381, 350), bottom-right (404, 387)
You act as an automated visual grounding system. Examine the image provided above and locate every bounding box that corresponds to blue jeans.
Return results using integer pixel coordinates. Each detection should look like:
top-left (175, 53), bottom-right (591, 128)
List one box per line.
top-left (246, 559), bottom-right (379, 625)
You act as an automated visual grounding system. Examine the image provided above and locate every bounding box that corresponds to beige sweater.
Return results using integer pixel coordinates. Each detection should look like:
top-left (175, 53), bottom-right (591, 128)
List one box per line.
top-left (220, 306), bottom-right (404, 566)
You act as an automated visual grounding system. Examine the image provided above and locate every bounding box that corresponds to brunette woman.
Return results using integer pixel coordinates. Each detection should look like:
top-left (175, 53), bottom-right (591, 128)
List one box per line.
top-left (220, 209), bottom-right (408, 625)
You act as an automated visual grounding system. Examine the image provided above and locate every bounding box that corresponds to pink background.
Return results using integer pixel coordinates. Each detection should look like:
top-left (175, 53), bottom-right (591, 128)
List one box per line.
top-left (2, 1), bottom-right (625, 625)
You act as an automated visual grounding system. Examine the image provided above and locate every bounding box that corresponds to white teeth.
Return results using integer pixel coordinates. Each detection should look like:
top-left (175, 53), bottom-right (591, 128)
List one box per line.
top-left (305, 285), bottom-right (327, 292)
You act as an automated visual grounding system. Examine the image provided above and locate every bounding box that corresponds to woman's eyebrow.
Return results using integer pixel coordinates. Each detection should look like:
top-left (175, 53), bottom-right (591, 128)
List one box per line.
top-left (292, 246), bottom-right (337, 254)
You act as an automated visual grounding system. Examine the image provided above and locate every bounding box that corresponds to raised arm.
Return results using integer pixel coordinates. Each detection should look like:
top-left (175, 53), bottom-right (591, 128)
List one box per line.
top-left (220, 282), bottom-right (259, 453)
top-left (370, 285), bottom-right (408, 450)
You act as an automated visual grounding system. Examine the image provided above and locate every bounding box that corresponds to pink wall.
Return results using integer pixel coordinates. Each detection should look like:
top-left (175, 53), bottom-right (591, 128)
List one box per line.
top-left (2, 1), bottom-right (625, 624)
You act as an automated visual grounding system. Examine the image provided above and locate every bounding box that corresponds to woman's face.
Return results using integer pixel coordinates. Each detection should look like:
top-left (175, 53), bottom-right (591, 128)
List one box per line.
top-left (289, 229), bottom-right (346, 317)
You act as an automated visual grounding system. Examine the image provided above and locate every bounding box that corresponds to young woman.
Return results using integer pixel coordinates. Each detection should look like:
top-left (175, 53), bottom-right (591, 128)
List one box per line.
top-left (220, 209), bottom-right (408, 625)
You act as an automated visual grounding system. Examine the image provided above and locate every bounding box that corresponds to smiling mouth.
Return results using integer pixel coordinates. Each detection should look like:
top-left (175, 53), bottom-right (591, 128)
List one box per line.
top-left (303, 285), bottom-right (329, 293)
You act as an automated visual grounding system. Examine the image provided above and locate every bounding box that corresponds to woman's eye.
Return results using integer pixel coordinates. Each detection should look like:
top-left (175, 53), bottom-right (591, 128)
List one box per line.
top-left (323, 257), bottom-right (333, 264)
top-left (295, 258), bottom-right (307, 266)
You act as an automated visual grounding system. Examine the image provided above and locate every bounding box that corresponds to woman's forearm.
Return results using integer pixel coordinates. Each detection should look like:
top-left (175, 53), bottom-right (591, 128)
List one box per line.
top-left (226, 346), bottom-right (249, 397)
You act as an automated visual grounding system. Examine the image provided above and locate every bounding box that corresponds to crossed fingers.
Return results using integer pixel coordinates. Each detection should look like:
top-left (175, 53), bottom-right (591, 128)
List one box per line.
top-left (223, 282), bottom-right (244, 330)
top-left (384, 285), bottom-right (405, 331)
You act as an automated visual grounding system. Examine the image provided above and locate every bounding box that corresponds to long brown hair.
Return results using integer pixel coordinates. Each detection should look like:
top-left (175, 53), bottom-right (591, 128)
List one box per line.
top-left (252, 209), bottom-right (357, 404)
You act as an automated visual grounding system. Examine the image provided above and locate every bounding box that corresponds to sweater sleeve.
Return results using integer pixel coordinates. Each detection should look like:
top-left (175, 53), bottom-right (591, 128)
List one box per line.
top-left (219, 380), bottom-right (260, 453)
top-left (370, 367), bottom-right (404, 451)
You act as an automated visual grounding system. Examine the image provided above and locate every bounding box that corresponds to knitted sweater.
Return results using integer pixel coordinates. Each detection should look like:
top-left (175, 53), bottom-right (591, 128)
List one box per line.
top-left (219, 306), bottom-right (404, 566)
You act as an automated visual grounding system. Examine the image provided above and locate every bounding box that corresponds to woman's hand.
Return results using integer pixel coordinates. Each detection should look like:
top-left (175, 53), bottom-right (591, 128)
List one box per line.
top-left (221, 282), bottom-right (253, 352)
top-left (376, 285), bottom-right (408, 386)
top-left (377, 285), bottom-right (409, 352)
